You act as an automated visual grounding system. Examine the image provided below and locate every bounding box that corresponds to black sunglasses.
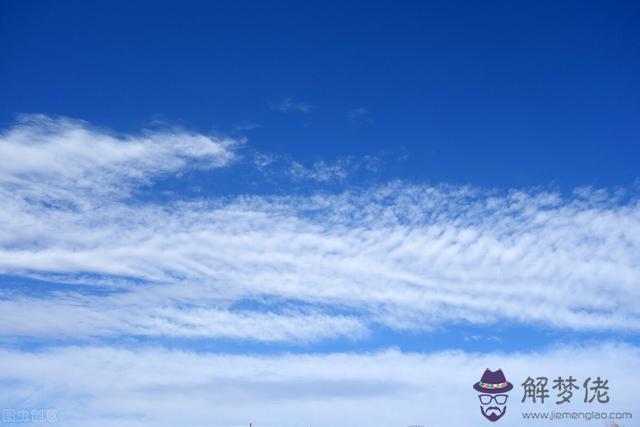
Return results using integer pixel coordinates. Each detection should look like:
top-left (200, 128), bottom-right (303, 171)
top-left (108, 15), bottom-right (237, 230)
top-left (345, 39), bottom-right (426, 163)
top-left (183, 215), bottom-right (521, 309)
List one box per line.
top-left (478, 394), bottom-right (508, 405)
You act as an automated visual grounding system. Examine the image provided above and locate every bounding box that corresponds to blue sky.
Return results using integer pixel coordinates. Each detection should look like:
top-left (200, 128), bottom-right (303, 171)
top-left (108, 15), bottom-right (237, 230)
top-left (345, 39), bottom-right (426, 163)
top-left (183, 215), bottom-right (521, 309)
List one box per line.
top-left (2, 0), bottom-right (640, 190)
top-left (0, 1), bottom-right (639, 426)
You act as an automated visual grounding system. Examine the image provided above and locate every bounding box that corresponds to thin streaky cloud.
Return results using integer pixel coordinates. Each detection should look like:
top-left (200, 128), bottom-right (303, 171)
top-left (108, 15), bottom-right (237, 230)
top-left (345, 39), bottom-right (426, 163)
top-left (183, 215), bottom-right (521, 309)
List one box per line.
top-left (0, 117), bottom-right (639, 345)
top-left (347, 107), bottom-right (373, 123)
top-left (271, 97), bottom-right (313, 113)
top-left (289, 159), bottom-right (351, 182)
top-left (0, 114), bottom-right (238, 205)
top-left (232, 121), bottom-right (262, 133)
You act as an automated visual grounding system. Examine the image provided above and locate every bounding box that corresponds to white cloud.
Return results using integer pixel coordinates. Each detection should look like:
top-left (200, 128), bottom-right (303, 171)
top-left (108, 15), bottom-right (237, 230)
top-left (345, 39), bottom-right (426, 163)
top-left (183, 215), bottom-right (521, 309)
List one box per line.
top-left (289, 159), bottom-right (351, 182)
top-left (0, 293), bottom-right (367, 342)
top-left (2, 184), bottom-right (639, 339)
top-left (232, 121), bottom-right (262, 133)
top-left (347, 107), bottom-right (373, 123)
top-left (0, 114), bottom-right (237, 206)
top-left (0, 343), bottom-right (638, 426)
top-left (1, 116), bottom-right (638, 426)
top-left (271, 98), bottom-right (312, 113)
top-left (0, 116), bottom-right (639, 344)
top-left (252, 152), bottom-right (279, 170)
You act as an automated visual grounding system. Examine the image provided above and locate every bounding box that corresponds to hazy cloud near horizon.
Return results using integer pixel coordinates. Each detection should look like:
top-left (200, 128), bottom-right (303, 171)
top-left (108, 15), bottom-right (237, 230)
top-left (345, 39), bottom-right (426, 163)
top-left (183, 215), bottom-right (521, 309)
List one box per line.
top-left (1, 343), bottom-right (638, 426)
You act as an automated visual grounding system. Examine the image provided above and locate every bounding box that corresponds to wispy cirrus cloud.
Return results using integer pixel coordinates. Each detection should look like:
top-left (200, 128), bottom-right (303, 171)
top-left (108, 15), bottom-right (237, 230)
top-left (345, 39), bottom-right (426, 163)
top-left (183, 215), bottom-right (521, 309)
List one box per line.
top-left (232, 121), bottom-right (262, 134)
top-left (347, 107), bottom-right (373, 123)
top-left (1, 115), bottom-right (639, 427)
top-left (0, 292), bottom-right (367, 342)
top-left (270, 97), bottom-right (312, 113)
top-left (0, 116), bottom-right (639, 346)
top-left (0, 114), bottom-right (237, 205)
top-left (289, 159), bottom-right (351, 182)
top-left (255, 153), bottom-right (382, 183)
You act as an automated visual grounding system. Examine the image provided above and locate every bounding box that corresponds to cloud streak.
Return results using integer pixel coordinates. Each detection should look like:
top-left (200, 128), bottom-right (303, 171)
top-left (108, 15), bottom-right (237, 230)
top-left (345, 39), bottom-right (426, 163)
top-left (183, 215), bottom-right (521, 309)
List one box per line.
top-left (271, 98), bottom-right (312, 113)
top-left (0, 114), bottom-right (237, 206)
top-left (0, 116), bottom-right (639, 345)
top-left (289, 159), bottom-right (351, 182)
top-left (347, 107), bottom-right (373, 123)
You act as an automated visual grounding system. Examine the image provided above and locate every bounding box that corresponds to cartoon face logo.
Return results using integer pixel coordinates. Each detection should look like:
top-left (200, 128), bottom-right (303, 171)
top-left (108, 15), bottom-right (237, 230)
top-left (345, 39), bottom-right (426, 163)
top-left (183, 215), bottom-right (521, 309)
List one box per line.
top-left (472, 368), bottom-right (513, 422)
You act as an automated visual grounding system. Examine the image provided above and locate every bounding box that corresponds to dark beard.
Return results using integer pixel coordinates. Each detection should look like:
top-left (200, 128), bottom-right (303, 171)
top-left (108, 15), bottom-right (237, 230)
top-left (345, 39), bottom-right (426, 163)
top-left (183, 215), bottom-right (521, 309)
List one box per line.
top-left (481, 405), bottom-right (506, 422)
